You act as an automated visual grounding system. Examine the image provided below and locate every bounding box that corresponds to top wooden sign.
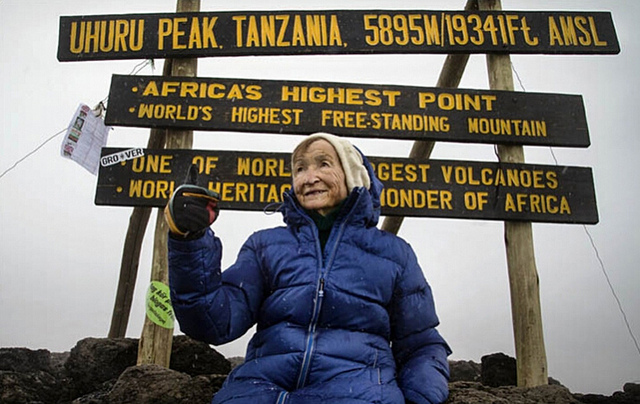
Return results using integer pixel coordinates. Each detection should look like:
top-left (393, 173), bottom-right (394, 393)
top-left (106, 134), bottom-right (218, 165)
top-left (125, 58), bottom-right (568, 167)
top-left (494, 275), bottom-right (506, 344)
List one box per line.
top-left (57, 10), bottom-right (620, 61)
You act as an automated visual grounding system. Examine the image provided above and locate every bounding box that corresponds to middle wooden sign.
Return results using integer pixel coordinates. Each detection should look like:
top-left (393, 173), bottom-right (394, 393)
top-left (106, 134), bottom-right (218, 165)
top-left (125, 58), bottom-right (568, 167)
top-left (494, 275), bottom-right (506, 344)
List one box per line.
top-left (105, 75), bottom-right (589, 147)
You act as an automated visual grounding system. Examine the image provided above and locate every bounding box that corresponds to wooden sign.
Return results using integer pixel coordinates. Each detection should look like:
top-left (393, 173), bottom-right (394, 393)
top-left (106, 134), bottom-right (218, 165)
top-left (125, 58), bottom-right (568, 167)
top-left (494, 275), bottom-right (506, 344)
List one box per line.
top-left (58, 10), bottom-right (619, 61)
top-left (104, 75), bottom-right (589, 147)
top-left (95, 148), bottom-right (599, 224)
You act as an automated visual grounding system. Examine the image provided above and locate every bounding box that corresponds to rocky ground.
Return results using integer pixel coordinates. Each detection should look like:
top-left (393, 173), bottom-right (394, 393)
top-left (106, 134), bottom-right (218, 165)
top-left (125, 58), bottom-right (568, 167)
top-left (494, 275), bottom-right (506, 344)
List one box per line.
top-left (1, 337), bottom-right (638, 403)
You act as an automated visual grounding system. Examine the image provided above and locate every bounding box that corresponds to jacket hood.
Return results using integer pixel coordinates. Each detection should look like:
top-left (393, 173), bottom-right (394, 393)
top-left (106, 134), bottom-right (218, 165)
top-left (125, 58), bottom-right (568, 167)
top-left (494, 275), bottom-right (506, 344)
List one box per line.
top-left (281, 147), bottom-right (383, 228)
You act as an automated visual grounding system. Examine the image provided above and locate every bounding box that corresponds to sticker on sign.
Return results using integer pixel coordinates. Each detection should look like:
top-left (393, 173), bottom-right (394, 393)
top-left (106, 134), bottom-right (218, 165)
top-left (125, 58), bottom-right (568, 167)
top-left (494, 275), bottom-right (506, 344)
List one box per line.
top-left (100, 148), bottom-right (144, 167)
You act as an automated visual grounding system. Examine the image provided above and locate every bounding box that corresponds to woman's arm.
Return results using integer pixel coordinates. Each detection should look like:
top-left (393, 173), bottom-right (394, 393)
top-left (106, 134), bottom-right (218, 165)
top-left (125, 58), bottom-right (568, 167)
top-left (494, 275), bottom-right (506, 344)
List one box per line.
top-left (390, 246), bottom-right (451, 404)
top-left (168, 229), bottom-right (266, 345)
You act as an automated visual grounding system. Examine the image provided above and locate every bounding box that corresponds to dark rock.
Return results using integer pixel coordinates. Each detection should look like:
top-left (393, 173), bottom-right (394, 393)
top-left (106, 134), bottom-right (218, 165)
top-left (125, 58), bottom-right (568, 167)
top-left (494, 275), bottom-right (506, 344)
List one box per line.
top-left (71, 380), bottom-right (115, 404)
top-left (51, 352), bottom-right (71, 378)
top-left (623, 382), bottom-right (640, 396)
top-left (61, 336), bottom-right (230, 402)
top-left (446, 381), bottom-right (508, 403)
top-left (2, 341), bottom-right (638, 404)
top-left (0, 347), bottom-right (68, 403)
top-left (107, 364), bottom-right (226, 404)
top-left (446, 381), bottom-right (581, 403)
top-left (549, 376), bottom-right (563, 386)
top-left (227, 356), bottom-right (245, 370)
top-left (0, 370), bottom-right (61, 404)
top-left (574, 386), bottom-right (640, 404)
top-left (481, 352), bottom-right (517, 387)
top-left (0, 347), bottom-right (53, 373)
top-left (520, 384), bottom-right (582, 403)
top-left (170, 335), bottom-right (231, 376)
top-left (574, 393), bottom-right (608, 404)
top-left (64, 337), bottom-right (138, 398)
top-left (449, 359), bottom-right (481, 383)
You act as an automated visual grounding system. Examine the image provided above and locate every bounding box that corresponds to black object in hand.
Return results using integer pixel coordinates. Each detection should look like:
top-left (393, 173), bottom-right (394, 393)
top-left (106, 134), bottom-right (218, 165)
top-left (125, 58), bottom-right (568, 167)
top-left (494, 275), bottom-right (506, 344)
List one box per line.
top-left (164, 165), bottom-right (220, 238)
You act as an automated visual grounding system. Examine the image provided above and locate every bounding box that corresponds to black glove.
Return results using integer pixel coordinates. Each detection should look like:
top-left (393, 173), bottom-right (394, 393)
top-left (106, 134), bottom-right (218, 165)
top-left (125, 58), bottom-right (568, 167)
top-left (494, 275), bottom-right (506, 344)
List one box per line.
top-left (164, 166), bottom-right (220, 239)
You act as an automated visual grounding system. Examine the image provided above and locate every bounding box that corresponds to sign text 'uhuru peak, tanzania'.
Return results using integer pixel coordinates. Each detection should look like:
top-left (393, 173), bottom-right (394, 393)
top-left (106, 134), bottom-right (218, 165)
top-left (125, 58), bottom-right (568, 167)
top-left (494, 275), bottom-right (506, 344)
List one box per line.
top-left (58, 10), bottom-right (619, 61)
top-left (95, 148), bottom-right (598, 224)
top-left (104, 75), bottom-right (589, 147)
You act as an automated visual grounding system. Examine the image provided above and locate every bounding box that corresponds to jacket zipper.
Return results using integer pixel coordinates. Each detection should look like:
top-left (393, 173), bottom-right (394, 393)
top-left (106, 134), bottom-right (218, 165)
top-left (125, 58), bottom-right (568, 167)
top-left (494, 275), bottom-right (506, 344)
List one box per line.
top-left (296, 275), bottom-right (325, 389)
top-left (295, 214), bottom-right (350, 389)
top-left (276, 391), bottom-right (288, 404)
top-left (290, 190), bottom-right (358, 390)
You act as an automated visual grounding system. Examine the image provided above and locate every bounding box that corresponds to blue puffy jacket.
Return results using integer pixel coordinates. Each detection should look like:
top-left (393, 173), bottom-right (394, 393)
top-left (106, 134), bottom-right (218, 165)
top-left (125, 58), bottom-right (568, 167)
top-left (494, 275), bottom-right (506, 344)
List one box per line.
top-left (168, 154), bottom-right (451, 404)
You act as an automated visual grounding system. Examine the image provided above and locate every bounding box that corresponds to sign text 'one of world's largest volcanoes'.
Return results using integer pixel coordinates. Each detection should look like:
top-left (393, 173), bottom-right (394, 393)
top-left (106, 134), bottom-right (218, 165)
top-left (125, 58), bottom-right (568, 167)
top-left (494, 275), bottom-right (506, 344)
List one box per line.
top-left (58, 10), bottom-right (619, 61)
top-left (104, 75), bottom-right (589, 147)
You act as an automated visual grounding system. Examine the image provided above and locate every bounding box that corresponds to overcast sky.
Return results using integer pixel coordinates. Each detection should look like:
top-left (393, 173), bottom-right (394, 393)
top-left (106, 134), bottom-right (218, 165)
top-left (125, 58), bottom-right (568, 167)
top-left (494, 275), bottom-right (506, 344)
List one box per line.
top-left (1, 0), bottom-right (638, 396)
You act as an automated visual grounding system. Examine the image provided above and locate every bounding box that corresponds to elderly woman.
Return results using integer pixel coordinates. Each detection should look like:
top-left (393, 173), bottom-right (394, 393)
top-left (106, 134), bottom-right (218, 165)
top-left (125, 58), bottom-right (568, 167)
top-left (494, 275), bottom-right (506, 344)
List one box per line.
top-left (165, 133), bottom-right (451, 404)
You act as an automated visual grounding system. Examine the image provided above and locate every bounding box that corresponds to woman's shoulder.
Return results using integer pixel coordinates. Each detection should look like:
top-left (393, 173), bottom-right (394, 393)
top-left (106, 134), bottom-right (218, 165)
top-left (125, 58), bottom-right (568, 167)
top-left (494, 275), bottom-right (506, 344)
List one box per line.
top-left (359, 225), bottom-right (412, 247)
top-left (245, 225), bottom-right (294, 246)
top-left (346, 225), bottom-right (416, 263)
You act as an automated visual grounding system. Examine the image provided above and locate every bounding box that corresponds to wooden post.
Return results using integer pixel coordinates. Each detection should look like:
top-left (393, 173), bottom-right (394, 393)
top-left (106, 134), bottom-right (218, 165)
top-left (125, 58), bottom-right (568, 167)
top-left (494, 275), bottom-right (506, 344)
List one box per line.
top-left (137, 0), bottom-right (200, 367)
top-left (108, 207), bottom-right (152, 338)
top-left (108, 61), bottom-right (171, 339)
top-left (478, 0), bottom-right (548, 388)
top-left (108, 129), bottom-right (167, 338)
top-left (380, 52), bottom-right (469, 234)
top-left (381, 0), bottom-right (476, 234)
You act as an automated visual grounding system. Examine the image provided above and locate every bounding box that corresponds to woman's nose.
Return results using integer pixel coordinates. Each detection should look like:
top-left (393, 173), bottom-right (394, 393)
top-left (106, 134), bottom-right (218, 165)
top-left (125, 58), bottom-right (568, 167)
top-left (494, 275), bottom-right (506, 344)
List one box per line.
top-left (301, 168), bottom-right (320, 184)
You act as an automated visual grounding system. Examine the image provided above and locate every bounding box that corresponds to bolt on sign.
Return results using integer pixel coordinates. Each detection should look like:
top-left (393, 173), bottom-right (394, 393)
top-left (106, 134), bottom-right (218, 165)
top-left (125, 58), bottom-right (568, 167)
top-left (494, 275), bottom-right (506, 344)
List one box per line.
top-left (57, 10), bottom-right (619, 61)
top-left (104, 75), bottom-right (589, 147)
top-left (95, 148), bottom-right (598, 225)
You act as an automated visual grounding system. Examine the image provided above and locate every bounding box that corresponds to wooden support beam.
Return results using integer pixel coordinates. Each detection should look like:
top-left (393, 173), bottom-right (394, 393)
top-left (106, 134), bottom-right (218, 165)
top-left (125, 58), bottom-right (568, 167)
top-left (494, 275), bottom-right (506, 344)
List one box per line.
top-left (478, 0), bottom-right (548, 388)
top-left (381, 0), bottom-right (476, 235)
top-left (108, 61), bottom-right (171, 339)
top-left (137, 0), bottom-right (200, 367)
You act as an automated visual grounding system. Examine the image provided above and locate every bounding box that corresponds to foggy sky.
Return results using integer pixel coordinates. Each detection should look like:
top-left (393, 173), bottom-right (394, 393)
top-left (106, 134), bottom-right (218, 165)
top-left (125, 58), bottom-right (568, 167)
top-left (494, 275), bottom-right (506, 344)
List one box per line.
top-left (1, 0), bottom-right (638, 395)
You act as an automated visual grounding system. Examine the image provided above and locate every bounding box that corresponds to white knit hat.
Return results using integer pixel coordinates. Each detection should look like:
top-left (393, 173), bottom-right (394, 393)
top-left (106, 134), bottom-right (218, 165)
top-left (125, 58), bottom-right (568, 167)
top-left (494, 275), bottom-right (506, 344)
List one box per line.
top-left (296, 133), bottom-right (370, 191)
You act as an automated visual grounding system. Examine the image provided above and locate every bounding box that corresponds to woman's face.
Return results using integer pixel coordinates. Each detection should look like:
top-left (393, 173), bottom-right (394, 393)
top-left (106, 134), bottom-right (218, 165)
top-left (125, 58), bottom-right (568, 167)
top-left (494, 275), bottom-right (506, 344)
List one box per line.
top-left (293, 139), bottom-right (348, 216)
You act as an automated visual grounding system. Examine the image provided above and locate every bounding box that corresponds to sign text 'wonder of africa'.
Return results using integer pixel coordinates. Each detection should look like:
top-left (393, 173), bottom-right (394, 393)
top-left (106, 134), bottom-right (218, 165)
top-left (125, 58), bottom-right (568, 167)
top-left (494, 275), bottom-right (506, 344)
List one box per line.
top-left (105, 75), bottom-right (589, 147)
top-left (96, 148), bottom-right (598, 224)
top-left (58, 10), bottom-right (619, 61)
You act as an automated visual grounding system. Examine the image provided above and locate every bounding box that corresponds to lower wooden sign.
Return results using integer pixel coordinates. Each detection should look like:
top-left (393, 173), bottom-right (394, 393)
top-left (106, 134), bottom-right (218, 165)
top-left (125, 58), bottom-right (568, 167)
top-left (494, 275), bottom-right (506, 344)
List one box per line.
top-left (95, 148), bottom-right (598, 224)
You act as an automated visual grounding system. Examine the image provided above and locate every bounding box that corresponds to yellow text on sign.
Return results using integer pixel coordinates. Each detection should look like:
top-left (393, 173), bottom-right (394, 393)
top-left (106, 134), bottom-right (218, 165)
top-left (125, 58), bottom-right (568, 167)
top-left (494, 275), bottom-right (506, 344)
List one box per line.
top-left (208, 181), bottom-right (291, 203)
top-left (504, 193), bottom-right (572, 215)
top-left (418, 92), bottom-right (497, 111)
top-left (157, 16), bottom-right (219, 50)
top-left (139, 80), bottom-right (262, 100)
top-left (371, 162), bottom-right (431, 183)
top-left (440, 165), bottom-right (559, 189)
top-left (237, 157), bottom-right (291, 177)
top-left (131, 155), bottom-right (174, 173)
top-left (190, 156), bottom-right (219, 175)
top-left (69, 19), bottom-right (144, 54)
top-left (233, 14), bottom-right (344, 48)
top-left (362, 13), bottom-right (540, 47)
top-left (547, 16), bottom-right (608, 47)
top-left (381, 188), bottom-right (453, 210)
